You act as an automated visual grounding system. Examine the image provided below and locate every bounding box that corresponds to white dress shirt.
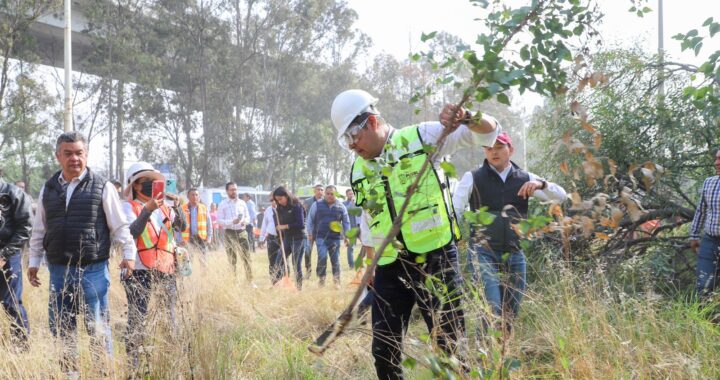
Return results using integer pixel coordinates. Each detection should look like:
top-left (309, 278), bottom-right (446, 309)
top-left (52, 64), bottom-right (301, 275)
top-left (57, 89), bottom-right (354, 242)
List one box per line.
top-left (260, 206), bottom-right (278, 238)
top-left (452, 165), bottom-right (568, 224)
top-left (29, 169), bottom-right (137, 268)
top-left (217, 197), bottom-right (249, 230)
top-left (358, 120), bottom-right (501, 249)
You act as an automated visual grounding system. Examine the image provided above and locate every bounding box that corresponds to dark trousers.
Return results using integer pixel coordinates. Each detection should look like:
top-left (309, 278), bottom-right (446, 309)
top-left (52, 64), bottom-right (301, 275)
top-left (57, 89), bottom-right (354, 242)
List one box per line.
top-left (304, 237), bottom-right (314, 275)
top-left (0, 253), bottom-right (29, 344)
top-left (266, 235), bottom-right (281, 284)
top-left (123, 270), bottom-right (177, 365)
top-left (277, 235), bottom-right (305, 290)
top-left (225, 229), bottom-right (252, 282)
top-left (371, 245), bottom-right (465, 380)
top-left (245, 224), bottom-right (256, 252)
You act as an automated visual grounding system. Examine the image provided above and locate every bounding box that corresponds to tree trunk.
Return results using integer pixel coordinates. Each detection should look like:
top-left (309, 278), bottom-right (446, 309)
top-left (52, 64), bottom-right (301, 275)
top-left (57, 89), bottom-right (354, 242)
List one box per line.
top-left (20, 138), bottom-right (29, 189)
top-left (116, 80), bottom-right (125, 183)
top-left (107, 79), bottom-right (114, 179)
top-left (184, 109), bottom-right (195, 190)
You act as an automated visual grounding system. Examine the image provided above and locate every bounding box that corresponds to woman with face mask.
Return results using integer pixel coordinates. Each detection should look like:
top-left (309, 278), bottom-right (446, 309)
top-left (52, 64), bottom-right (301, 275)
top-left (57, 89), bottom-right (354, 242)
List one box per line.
top-left (121, 162), bottom-right (186, 370)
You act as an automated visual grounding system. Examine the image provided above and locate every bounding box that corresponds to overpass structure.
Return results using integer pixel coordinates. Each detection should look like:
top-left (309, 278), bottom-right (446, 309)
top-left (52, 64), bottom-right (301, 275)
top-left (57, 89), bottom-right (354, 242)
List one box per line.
top-left (22, 1), bottom-right (96, 74)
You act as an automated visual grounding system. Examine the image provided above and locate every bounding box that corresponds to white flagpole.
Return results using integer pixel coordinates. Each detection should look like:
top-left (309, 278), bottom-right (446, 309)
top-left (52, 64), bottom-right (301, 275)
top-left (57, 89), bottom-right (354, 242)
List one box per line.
top-left (63, 0), bottom-right (73, 132)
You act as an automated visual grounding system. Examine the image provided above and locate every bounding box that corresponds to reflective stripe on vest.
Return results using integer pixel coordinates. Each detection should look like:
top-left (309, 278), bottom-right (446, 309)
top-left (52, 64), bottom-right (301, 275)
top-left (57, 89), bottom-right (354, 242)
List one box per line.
top-left (181, 203), bottom-right (208, 241)
top-left (350, 125), bottom-right (459, 266)
top-left (129, 201), bottom-right (176, 274)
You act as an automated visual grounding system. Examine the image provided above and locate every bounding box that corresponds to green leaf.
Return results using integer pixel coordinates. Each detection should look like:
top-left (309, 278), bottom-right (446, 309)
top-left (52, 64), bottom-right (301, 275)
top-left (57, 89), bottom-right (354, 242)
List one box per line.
top-left (710, 23), bottom-right (720, 37)
top-left (354, 253), bottom-right (364, 270)
top-left (694, 42), bottom-right (703, 56)
top-left (703, 17), bottom-right (714, 27)
top-left (348, 207), bottom-right (362, 216)
top-left (503, 357), bottom-right (521, 371)
top-left (519, 240), bottom-right (530, 251)
top-left (402, 358), bottom-right (417, 369)
top-left (497, 93), bottom-right (510, 105)
top-left (329, 221), bottom-right (343, 233)
top-left (415, 254), bottom-right (426, 264)
top-left (440, 161), bottom-right (457, 178)
top-left (346, 227), bottom-right (359, 239)
top-left (518, 220), bottom-right (531, 235)
top-left (420, 31), bottom-right (437, 42)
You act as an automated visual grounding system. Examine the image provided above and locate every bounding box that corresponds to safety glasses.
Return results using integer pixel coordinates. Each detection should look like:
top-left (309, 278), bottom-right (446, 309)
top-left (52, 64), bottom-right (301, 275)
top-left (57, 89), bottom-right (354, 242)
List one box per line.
top-left (339, 116), bottom-right (370, 147)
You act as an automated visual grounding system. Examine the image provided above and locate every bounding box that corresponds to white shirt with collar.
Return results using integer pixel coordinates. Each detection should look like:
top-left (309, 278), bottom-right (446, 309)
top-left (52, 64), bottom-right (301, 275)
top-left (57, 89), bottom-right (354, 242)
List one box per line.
top-left (217, 197), bottom-right (249, 231)
top-left (260, 206), bottom-right (278, 238)
top-left (28, 169), bottom-right (138, 268)
top-left (452, 164), bottom-right (568, 224)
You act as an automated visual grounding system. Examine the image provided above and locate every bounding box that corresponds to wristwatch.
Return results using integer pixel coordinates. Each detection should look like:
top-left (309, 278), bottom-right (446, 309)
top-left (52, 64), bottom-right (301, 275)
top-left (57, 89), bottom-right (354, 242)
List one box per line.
top-left (460, 108), bottom-right (474, 125)
top-left (0, 247), bottom-right (16, 261)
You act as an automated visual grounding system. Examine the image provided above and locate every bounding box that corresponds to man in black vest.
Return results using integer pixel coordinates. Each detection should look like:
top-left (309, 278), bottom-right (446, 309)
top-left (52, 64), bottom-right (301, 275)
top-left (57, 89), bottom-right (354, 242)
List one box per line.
top-left (0, 180), bottom-right (32, 347)
top-left (27, 131), bottom-right (137, 374)
top-left (453, 132), bottom-right (566, 328)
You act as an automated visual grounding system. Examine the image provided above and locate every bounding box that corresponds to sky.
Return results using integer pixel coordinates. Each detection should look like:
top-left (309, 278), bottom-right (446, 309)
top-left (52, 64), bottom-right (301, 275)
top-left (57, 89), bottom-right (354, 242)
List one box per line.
top-left (346, 0), bottom-right (720, 112)
top-left (347, 0), bottom-right (719, 64)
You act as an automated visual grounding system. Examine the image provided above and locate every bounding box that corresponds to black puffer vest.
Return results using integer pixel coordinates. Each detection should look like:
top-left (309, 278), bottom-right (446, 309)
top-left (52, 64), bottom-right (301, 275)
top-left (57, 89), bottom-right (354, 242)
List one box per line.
top-left (469, 160), bottom-right (529, 253)
top-left (42, 169), bottom-right (111, 266)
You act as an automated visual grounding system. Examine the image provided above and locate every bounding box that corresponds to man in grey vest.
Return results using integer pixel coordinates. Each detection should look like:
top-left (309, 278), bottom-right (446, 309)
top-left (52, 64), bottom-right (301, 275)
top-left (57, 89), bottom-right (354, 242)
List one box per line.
top-left (453, 131), bottom-right (566, 329)
top-left (27, 131), bottom-right (136, 375)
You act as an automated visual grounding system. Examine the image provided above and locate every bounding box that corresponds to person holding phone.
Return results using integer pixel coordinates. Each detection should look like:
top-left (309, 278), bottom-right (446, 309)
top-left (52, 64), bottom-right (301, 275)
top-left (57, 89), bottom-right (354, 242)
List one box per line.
top-left (121, 162), bottom-right (186, 368)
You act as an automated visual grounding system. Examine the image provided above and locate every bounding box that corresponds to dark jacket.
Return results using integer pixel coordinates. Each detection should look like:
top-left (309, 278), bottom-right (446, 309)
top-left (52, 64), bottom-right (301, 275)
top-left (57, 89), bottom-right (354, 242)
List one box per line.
top-left (275, 202), bottom-right (305, 239)
top-left (0, 181), bottom-right (32, 260)
top-left (469, 160), bottom-right (530, 253)
top-left (42, 169), bottom-right (111, 266)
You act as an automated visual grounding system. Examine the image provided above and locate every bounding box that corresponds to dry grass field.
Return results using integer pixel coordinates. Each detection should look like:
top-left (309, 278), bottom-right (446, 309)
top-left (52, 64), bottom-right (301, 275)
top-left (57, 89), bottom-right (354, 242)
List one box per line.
top-left (0, 246), bottom-right (718, 379)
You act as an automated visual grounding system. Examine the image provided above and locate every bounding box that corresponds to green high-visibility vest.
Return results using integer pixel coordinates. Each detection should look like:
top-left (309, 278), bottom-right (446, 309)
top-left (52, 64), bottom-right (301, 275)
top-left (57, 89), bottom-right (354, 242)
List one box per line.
top-left (350, 125), bottom-right (459, 265)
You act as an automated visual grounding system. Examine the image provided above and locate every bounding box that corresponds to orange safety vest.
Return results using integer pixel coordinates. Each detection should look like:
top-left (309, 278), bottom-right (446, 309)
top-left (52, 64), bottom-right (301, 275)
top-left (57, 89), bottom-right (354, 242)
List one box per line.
top-left (129, 201), bottom-right (176, 274)
top-left (181, 203), bottom-right (208, 241)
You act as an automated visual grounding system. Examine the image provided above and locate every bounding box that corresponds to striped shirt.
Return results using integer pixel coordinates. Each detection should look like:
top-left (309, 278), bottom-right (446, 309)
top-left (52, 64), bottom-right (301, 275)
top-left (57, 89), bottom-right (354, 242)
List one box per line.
top-left (690, 176), bottom-right (720, 239)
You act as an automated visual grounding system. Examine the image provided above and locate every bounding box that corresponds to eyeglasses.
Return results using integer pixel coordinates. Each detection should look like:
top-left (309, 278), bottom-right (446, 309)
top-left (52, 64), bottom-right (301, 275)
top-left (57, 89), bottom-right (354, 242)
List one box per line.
top-left (339, 116), bottom-right (370, 147)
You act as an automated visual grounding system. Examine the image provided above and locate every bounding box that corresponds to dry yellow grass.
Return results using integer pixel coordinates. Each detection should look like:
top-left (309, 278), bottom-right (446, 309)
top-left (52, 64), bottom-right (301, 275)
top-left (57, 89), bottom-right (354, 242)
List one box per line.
top-left (0, 248), bottom-right (717, 379)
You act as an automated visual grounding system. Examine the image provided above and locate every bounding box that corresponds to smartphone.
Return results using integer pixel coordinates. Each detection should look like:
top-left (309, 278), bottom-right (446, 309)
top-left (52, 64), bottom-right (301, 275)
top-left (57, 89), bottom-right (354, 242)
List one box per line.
top-left (152, 180), bottom-right (165, 199)
top-left (120, 268), bottom-right (128, 281)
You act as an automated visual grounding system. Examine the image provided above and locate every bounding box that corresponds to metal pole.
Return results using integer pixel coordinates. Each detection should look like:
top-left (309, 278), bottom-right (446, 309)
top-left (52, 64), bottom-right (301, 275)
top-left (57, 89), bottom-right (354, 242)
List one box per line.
top-left (63, 0), bottom-right (73, 132)
top-left (657, 0), bottom-right (665, 99)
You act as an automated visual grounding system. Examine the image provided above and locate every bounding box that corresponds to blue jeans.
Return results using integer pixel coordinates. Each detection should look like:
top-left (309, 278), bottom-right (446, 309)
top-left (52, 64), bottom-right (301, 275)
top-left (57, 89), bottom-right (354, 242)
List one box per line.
top-left (304, 237), bottom-right (315, 274)
top-left (346, 242), bottom-right (355, 269)
top-left (0, 253), bottom-right (29, 343)
top-left (278, 235), bottom-right (305, 290)
top-left (470, 245), bottom-right (526, 318)
top-left (696, 234), bottom-right (720, 297)
top-left (316, 237), bottom-right (341, 284)
top-left (48, 260), bottom-right (113, 367)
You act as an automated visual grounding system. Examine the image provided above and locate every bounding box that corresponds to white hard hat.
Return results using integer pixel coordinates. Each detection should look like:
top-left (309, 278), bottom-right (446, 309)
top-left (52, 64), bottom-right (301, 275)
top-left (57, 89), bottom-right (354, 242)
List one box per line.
top-left (331, 89), bottom-right (379, 139)
top-left (123, 161), bottom-right (164, 199)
